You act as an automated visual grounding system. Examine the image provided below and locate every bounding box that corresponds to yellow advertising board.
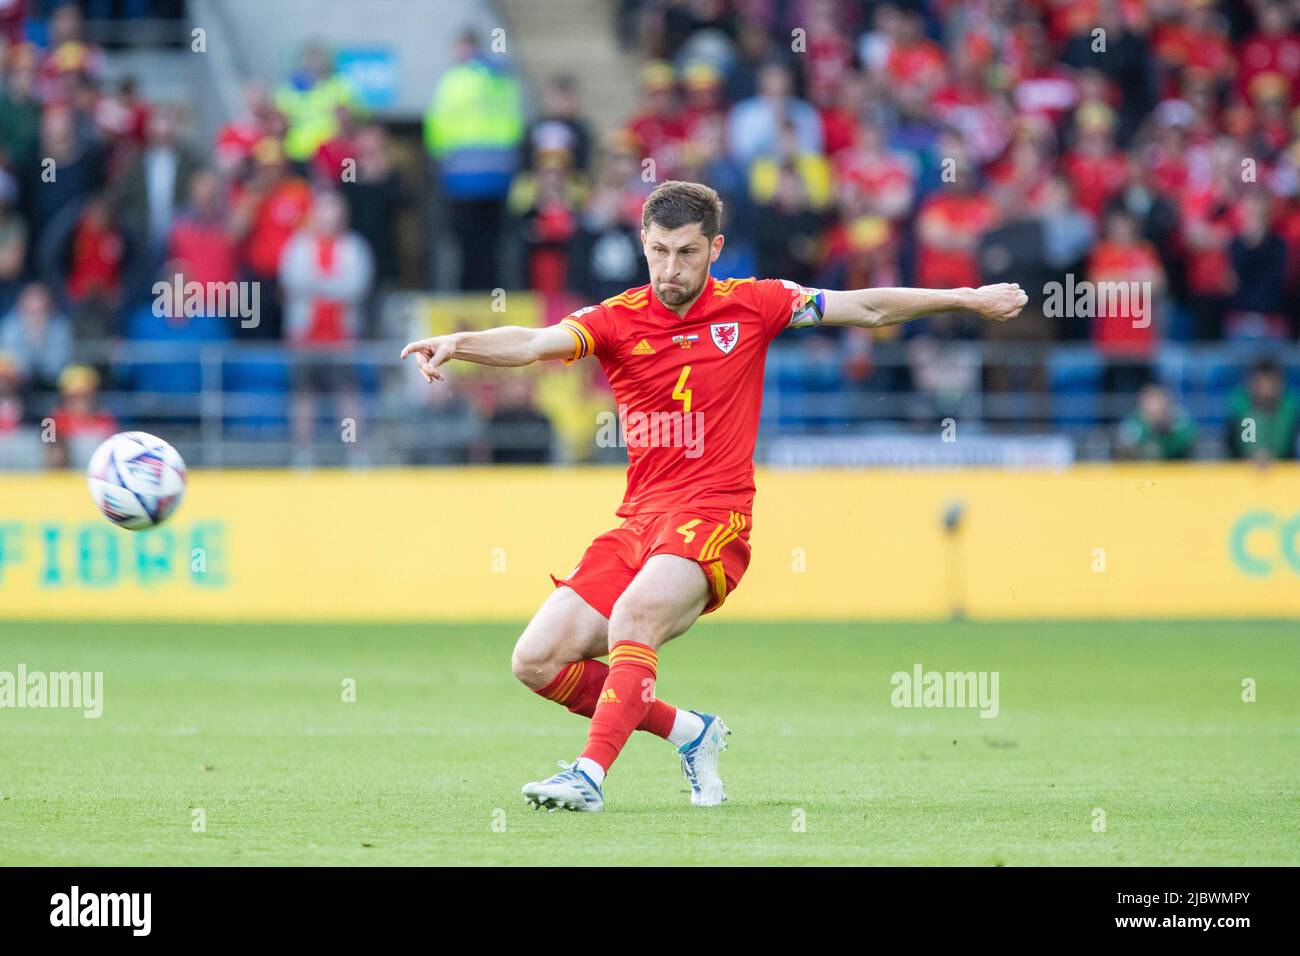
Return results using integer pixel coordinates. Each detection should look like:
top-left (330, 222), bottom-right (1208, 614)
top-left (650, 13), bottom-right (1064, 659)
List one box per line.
top-left (0, 465), bottom-right (1296, 621)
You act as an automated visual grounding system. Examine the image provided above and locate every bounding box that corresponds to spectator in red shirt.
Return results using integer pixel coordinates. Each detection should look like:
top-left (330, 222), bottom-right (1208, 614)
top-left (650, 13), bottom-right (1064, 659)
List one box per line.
top-left (986, 124), bottom-right (1054, 210)
top-left (1181, 3), bottom-right (1237, 83)
top-left (1152, 2), bottom-right (1235, 100)
top-left (802, 0), bottom-right (857, 107)
top-left (507, 146), bottom-right (584, 299)
top-left (1089, 207), bottom-right (1165, 395)
top-left (169, 169), bottom-right (240, 289)
top-left (916, 144), bottom-right (1000, 291)
top-left (814, 69), bottom-right (867, 159)
top-left (231, 138), bottom-right (313, 340)
top-left (65, 193), bottom-right (122, 337)
top-left (883, 10), bottom-right (947, 104)
top-left (313, 102), bottom-right (361, 185)
top-left (932, 37), bottom-right (1013, 166)
top-left (1181, 141), bottom-right (1242, 339)
top-left (1061, 102), bottom-right (1128, 220)
top-left (833, 119), bottom-right (916, 222)
top-left (46, 364), bottom-right (117, 469)
top-left (625, 61), bottom-right (687, 180)
top-left (1143, 102), bottom-right (1194, 199)
top-left (1012, 22), bottom-right (1080, 127)
top-left (1236, 1), bottom-right (1300, 107)
top-left (214, 81), bottom-right (279, 174)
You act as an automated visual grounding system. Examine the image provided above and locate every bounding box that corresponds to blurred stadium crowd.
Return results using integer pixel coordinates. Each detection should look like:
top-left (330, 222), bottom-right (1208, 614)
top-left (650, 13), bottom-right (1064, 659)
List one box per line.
top-left (0, 0), bottom-right (1298, 468)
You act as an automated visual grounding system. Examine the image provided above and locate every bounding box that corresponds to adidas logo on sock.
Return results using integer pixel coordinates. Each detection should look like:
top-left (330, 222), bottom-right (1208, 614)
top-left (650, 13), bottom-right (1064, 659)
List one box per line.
top-left (598, 688), bottom-right (620, 703)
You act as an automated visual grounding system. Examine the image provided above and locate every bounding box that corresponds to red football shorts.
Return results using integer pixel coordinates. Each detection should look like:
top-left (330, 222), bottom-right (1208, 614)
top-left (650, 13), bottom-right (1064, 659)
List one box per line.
top-left (551, 509), bottom-right (753, 619)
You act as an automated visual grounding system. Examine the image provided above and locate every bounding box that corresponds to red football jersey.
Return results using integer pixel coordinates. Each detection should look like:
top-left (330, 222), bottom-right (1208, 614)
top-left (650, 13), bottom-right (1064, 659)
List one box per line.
top-left (559, 275), bottom-right (821, 517)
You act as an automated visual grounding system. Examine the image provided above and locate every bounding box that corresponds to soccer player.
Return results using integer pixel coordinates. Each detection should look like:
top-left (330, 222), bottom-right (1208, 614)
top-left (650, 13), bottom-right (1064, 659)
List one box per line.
top-left (402, 181), bottom-right (1026, 812)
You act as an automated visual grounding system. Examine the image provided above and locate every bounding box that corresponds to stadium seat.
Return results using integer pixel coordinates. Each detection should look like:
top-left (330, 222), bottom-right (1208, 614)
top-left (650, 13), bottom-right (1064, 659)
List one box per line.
top-left (223, 356), bottom-right (291, 433)
top-left (1201, 350), bottom-right (1251, 428)
top-left (1048, 348), bottom-right (1103, 427)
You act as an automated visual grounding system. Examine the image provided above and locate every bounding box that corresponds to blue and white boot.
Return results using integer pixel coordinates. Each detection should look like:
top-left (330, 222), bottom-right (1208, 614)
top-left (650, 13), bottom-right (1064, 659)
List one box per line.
top-left (678, 712), bottom-right (730, 806)
top-left (522, 760), bottom-right (605, 812)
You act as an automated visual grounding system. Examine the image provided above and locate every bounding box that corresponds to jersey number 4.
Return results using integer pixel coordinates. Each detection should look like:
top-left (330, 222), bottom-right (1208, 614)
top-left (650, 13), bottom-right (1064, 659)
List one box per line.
top-left (672, 365), bottom-right (693, 413)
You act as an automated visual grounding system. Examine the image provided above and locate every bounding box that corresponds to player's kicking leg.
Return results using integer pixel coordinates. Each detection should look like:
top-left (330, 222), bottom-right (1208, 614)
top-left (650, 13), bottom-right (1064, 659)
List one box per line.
top-left (522, 554), bottom-right (730, 811)
top-left (514, 584), bottom-right (717, 810)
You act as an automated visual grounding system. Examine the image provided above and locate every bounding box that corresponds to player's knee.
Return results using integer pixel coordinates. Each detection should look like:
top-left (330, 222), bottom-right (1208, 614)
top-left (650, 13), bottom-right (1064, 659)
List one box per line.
top-left (510, 637), bottom-right (559, 691)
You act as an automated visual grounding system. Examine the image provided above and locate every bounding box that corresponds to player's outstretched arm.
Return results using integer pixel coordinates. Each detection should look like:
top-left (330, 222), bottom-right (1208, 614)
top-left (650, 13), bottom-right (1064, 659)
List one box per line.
top-left (819, 283), bottom-right (1028, 329)
top-left (400, 324), bottom-right (578, 383)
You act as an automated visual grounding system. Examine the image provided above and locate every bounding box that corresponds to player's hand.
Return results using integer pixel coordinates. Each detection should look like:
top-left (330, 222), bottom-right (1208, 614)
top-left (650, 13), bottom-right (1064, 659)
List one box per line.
top-left (970, 283), bottom-right (1028, 323)
top-left (400, 334), bottom-right (459, 383)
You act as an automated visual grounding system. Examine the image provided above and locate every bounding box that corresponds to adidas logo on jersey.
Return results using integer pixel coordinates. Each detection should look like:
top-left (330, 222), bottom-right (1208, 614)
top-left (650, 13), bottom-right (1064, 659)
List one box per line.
top-left (631, 339), bottom-right (655, 355)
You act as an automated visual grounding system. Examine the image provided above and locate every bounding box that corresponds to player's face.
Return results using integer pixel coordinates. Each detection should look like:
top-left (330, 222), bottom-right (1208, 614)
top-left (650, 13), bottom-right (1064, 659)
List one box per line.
top-left (643, 222), bottom-right (724, 309)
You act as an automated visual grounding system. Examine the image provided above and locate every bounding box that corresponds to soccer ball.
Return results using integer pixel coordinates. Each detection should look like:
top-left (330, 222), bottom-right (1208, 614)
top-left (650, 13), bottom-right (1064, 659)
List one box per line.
top-left (86, 431), bottom-right (188, 530)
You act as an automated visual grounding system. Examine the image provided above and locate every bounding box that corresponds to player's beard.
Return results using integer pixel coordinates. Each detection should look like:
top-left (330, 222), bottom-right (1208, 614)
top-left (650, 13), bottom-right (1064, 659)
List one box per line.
top-left (654, 273), bottom-right (706, 308)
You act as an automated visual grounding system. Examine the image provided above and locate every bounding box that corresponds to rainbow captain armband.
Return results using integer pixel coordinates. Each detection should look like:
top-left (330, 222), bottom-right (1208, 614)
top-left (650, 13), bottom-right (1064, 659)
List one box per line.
top-left (559, 311), bottom-right (597, 364)
top-left (789, 286), bottom-right (827, 329)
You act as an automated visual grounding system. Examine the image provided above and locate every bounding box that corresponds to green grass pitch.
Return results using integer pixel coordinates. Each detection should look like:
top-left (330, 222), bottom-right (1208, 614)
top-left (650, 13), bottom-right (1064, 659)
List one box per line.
top-left (0, 620), bottom-right (1295, 866)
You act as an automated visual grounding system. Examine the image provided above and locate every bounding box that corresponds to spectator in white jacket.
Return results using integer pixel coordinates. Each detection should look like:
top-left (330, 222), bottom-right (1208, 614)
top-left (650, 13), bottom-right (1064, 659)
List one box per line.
top-left (278, 190), bottom-right (374, 461)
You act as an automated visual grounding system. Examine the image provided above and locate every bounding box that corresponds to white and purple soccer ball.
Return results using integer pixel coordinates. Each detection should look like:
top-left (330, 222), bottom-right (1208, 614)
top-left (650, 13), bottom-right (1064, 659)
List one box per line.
top-left (87, 431), bottom-right (187, 530)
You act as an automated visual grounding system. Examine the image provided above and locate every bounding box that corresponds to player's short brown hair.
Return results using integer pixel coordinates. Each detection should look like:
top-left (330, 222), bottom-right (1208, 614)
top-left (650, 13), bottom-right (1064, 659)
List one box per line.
top-left (641, 181), bottom-right (724, 240)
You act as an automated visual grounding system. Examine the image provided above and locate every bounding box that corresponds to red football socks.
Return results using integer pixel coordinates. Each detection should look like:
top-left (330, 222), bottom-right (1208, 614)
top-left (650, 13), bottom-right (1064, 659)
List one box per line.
top-left (578, 640), bottom-right (662, 770)
top-left (535, 653), bottom-right (676, 739)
